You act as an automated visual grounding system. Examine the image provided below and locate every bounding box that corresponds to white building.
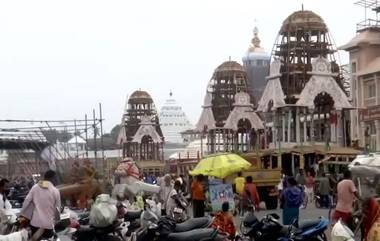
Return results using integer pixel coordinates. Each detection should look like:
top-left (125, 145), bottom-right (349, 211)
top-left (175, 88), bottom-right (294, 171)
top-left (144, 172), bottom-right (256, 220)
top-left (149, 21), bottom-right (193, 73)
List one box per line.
top-left (159, 92), bottom-right (193, 144)
top-left (340, 1), bottom-right (380, 151)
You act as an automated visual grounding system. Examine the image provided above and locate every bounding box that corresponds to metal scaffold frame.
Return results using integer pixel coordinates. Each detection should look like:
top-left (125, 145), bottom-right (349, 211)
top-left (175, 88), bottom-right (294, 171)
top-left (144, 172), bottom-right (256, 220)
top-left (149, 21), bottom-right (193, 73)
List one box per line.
top-left (0, 103), bottom-right (106, 179)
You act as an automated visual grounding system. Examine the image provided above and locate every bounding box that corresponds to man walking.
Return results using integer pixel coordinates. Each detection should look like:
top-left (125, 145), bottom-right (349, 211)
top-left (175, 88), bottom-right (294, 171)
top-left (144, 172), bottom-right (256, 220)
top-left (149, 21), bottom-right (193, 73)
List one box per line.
top-left (191, 175), bottom-right (205, 218)
top-left (296, 169), bottom-right (306, 186)
top-left (21, 170), bottom-right (61, 241)
top-left (318, 173), bottom-right (331, 208)
top-left (305, 171), bottom-right (315, 204)
top-left (234, 172), bottom-right (245, 216)
top-left (332, 170), bottom-right (360, 225)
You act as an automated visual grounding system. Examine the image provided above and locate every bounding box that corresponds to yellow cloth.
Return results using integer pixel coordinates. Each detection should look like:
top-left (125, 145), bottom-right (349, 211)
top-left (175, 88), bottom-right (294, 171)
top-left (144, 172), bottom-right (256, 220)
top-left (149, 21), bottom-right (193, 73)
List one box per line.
top-left (234, 177), bottom-right (245, 195)
top-left (367, 217), bottom-right (380, 241)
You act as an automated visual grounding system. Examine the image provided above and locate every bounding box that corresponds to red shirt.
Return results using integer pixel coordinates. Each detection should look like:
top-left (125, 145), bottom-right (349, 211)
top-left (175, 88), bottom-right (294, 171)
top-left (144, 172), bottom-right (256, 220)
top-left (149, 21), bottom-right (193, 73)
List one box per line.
top-left (191, 180), bottom-right (205, 201)
top-left (243, 183), bottom-right (260, 207)
top-left (212, 212), bottom-right (236, 237)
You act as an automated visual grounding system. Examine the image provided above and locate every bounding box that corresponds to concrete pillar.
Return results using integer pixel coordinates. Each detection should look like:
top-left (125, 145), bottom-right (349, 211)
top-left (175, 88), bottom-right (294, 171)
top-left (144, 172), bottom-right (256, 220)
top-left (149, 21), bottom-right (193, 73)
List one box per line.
top-left (217, 129), bottom-right (221, 152)
top-left (246, 129), bottom-right (250, 152)
top-left (282, 109), bottom-right (286, 143)
top-left (287, 109), bottom-right (292, 142)
top-left (291, 153), bottom-right (295, 176)
top-left (360, 122), bottom-right (366, 148)
top-left (264, 120), bottom-right (267, 149)
top-left (310, 109), bottom-right (315, 143)
top-left (296, 108), bottom-right (300, 143)
top-left (303, 109), bottom-right (307, 143)
top-left (337, 110), bottom-right (343, 146)
top-left (331, 111), bottom-right (336, 143)
top-left (273, 112), bottom-right (277, 148)
top-left (376, 120), bottom-right (380, 151)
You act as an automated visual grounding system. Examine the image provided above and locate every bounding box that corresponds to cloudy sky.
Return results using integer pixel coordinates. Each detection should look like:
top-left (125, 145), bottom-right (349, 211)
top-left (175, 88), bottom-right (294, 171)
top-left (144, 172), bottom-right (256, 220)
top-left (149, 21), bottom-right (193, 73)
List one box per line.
top-left (0, 0), bottom-right (364, 131)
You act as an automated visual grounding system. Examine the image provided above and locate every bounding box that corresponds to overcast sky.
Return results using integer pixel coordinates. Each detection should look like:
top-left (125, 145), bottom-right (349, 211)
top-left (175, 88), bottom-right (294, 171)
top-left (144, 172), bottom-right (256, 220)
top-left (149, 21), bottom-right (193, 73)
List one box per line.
top-left (0, 0), bottom-right (364, 132)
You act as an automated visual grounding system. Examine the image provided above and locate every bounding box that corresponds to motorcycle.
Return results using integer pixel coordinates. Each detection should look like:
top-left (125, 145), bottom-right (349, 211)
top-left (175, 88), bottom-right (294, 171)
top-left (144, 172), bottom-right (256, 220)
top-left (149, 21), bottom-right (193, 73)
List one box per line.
top-left (72, 220), bottom-right (125, 241)
top-left (132, 222), bottom-right (224, 241)
top-left (132, 199), bottom-right (221, 241)
top-left (238, 212), bottom-right (329, 241)
top-left (281, 217), bottom-right (329, 241)
top-left (171, 192), bottom-right (189, 223)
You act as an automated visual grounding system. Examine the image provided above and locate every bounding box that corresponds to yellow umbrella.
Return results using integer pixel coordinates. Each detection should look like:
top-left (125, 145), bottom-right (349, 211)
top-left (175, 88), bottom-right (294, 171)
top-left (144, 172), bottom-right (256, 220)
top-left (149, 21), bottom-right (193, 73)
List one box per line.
top-left (189, 153), bottom-right (251, 178)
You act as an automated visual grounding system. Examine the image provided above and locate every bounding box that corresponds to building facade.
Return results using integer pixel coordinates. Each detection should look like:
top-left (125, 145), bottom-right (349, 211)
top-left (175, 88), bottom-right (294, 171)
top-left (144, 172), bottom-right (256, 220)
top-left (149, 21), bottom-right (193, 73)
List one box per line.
top-left (159, 92), bottom-right (193, 144)
top-left (118, 90), bottom-right (165, 176)
top-left (258, 10), bottom-right (351, 151)
top-left (340, 6), bottom-right (380, 151)
top-left (195, 60), bottom-right (264, 155)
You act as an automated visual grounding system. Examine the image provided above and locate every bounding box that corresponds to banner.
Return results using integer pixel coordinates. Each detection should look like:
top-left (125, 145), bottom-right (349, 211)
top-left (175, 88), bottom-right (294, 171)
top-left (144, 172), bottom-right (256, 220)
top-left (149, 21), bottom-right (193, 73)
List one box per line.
top-left (209, 183), bottom-right (235, 212)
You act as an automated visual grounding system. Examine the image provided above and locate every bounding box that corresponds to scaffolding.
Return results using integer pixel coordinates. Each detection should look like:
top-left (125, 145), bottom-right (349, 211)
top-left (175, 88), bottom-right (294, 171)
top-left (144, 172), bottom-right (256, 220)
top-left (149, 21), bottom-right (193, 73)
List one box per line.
top-left (272, 10), bottom-right (343, 104)
top-left (355, 0), bottom-right (380, 31)
top-left (121, 90), bottom-right (164, 164)
top-left (0, 105), bottom-right (105, 179)
top-left (208, 60), bottom-right (252, 126)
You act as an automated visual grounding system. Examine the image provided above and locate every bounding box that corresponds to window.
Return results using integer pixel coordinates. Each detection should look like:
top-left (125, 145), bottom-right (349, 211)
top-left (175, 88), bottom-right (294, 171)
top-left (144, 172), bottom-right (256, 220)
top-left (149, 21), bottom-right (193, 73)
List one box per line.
top-left (368, 83), bottom-right (376, 98)
top-left (351, 62), bottom-right (357, 73)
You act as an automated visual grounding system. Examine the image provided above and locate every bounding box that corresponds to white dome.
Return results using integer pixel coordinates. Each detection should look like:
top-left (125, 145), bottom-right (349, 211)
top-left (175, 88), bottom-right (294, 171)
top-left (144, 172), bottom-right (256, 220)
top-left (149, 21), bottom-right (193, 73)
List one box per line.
top-left (242, 48), bottom-right (270, 61)
top-left (242, 25), bottom-right (270, 61)
top-left (159, 93), bottom-right (193, 143)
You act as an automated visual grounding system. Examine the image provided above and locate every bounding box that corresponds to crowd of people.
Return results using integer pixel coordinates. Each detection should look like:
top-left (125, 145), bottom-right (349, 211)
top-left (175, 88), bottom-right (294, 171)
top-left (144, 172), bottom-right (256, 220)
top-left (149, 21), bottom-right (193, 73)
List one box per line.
top-left (1, 164), bottom-right (380, 241)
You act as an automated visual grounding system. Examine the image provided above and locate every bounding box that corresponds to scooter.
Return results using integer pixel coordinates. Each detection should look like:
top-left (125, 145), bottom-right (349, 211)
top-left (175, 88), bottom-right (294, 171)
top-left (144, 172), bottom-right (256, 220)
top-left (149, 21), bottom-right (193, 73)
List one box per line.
top-left (331, 219), bottom-right (355, 241)
top-left (238, 212), bottom-right (329, 241)
top-left (282, 217), bottom-right (329, 241)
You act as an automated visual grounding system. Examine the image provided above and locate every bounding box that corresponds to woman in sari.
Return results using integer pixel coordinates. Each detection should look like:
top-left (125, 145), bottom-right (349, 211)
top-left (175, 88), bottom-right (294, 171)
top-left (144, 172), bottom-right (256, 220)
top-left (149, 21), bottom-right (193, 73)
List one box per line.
top-left (363, 197), bottom-right (380, 241)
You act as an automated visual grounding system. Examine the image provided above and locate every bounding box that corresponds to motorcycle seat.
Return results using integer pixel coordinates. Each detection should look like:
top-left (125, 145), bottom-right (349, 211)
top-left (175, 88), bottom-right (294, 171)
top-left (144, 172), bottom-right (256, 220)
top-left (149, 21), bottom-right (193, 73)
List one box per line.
top-left (297, 219), bottom-right (320, 230)
top-left (75, 226), bottom-right (95, 237)
top-left (167, 228), bottom-right (215, 241)
top-left (124, 210), bottom-right (143, 221)
top-left (174, 217), bottom-right (211, 232)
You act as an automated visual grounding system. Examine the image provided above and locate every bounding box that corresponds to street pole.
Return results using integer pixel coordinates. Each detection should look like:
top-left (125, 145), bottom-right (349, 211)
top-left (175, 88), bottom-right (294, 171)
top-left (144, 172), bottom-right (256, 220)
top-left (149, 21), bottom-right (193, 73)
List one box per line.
top-left (85, 114), bottom-right (88, 158)
top-left (93, 109), bottom-right (98, 171)
top-left (99, 103), bottom-right (105, 176)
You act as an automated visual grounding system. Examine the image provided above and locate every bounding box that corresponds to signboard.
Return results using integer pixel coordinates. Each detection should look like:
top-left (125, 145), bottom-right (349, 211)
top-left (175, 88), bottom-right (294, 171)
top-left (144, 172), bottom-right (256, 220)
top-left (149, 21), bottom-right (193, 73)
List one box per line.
top-left (209, 183), bottom-right (235, 212)
top-left (359, 105), bottom-right (380, 121)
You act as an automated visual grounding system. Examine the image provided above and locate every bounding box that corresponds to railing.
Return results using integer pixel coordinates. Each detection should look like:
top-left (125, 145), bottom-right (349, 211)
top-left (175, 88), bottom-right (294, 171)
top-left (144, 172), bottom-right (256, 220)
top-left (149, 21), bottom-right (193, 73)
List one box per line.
top-left (357, 19), bottom-right (380, 31)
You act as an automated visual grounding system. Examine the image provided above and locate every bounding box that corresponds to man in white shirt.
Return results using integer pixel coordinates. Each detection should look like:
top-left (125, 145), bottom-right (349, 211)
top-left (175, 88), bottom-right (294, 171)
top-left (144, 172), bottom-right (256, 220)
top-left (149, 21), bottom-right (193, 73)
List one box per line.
top-left (166, 180), bottom-right (182, 218)
top-left (0, 179), bottom-right (11, 211)
top-left (0, 178), bottom-right (13, 235)
top-left (20, 170), bottom-right (61, 241)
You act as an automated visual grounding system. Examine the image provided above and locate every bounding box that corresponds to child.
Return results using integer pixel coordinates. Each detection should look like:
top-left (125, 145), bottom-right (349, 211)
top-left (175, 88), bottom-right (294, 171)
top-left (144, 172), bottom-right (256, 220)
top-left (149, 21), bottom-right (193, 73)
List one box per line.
top-left (211, 202), bottom-right (236, 238)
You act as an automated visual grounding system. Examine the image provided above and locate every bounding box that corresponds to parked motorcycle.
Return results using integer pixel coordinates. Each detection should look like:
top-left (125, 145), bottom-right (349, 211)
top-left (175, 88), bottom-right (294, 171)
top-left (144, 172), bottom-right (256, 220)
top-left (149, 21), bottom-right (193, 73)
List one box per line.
top-left (237, 212), bottom-right (329, 241)
top-left (171, 192), bottom-right (189, 223)
top-left (281, 216), bottom-right (329, 241)
top-left (132, 223), bottom-right (224, 241)
top-left (72, 220), bottom-right (125, 241)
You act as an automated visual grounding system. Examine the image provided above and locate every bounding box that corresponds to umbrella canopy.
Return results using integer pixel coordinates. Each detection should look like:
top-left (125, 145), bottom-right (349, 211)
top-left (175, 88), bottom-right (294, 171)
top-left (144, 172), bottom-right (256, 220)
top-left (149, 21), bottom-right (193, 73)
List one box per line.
top-left (189, 153), bottom-right (251, 178)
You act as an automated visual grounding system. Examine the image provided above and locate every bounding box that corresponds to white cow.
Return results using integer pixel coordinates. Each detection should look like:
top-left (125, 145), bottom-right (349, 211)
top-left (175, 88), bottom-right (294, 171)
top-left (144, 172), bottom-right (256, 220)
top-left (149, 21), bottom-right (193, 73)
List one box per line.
top-left (112, 158), bottom-right (160, 199)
